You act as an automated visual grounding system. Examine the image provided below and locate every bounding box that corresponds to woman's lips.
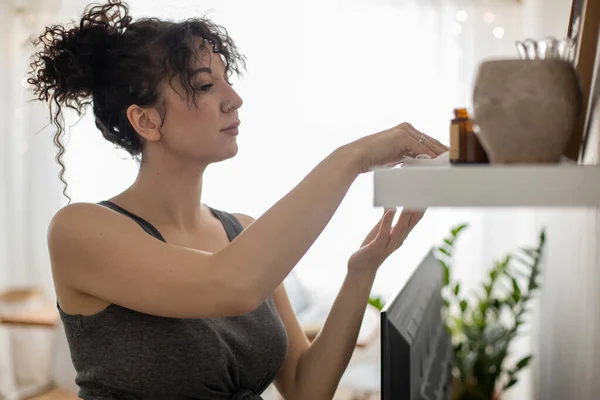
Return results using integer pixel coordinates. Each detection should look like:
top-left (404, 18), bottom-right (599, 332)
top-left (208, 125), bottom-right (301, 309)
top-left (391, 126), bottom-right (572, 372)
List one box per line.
top-left (222, 127), bottom-right (239, 136)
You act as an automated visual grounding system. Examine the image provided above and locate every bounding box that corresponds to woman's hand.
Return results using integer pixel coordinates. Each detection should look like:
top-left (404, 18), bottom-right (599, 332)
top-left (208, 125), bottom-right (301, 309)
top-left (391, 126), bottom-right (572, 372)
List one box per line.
top-left (347, 208), bottom-right (425, 275)
top-left (344, 123), bottom-right (448, 174)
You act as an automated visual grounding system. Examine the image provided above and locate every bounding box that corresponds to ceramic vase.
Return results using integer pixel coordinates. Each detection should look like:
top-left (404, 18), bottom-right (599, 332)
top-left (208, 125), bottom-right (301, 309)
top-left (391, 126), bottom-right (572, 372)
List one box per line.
top-left (472, 59), bottom-right (581, 163)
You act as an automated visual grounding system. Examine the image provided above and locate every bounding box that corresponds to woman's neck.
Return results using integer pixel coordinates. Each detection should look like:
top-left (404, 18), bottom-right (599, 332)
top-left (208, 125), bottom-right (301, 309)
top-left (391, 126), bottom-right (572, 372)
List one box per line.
top-left (116, 160), bottom-right (208, 232)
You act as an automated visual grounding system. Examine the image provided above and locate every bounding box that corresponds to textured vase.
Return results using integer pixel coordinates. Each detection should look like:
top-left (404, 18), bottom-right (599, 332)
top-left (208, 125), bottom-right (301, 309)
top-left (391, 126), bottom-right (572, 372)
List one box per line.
top-left (472, 59), bottom-right (581, 163)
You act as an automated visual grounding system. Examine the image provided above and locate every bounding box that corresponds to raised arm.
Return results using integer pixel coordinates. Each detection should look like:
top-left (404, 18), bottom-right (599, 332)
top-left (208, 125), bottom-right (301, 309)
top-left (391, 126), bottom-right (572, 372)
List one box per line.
top-left (49, 124), bottom-right (445, 319)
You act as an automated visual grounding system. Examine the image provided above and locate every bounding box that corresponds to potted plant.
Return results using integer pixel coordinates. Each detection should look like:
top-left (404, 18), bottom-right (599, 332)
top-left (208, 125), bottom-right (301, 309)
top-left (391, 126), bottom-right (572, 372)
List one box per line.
top-left (435, 224), bottom-right (546, 400)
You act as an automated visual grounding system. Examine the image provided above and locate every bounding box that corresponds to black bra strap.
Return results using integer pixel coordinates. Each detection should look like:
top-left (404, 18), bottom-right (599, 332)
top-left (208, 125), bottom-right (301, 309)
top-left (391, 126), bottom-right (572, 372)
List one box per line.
top-left (208, 208), bottom-right (244, 241)
top-left (97, 200), bottom-right (167, 243)
top-left (98, 201), bottom-right (244, 243)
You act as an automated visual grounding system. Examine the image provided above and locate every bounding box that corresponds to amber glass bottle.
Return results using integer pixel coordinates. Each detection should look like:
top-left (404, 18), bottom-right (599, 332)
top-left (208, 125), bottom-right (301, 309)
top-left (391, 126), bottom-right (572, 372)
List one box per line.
top-left (449, 108), bottom-right (489, 164)
top-left (449, 108), bottom-right (469, 163)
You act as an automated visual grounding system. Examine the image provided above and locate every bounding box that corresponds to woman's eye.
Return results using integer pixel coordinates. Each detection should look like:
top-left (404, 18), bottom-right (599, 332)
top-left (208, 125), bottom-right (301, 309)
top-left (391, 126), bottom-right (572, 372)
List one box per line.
top-left (197, 84), bottom-right (214, 92)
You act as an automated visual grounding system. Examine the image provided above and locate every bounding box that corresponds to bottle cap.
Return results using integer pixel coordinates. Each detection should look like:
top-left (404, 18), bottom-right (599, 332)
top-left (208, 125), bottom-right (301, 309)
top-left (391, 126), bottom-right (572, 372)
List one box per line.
top-left (453, 108), bottom-right (469, 119)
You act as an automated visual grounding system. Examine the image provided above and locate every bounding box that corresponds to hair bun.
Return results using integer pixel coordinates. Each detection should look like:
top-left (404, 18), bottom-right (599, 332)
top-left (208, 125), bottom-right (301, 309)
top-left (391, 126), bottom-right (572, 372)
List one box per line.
top-left (28, 1), bottom-right (131, 106)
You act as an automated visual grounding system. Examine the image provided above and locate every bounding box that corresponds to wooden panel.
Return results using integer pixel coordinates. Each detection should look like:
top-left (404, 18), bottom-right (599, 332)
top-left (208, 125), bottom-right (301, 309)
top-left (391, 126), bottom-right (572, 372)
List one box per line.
top-left (24, 387), bottom-right (80, 400)
top-left (0, 303), bottom-right (58, 328)
top-left (567, 0), bottom-right (600, 160)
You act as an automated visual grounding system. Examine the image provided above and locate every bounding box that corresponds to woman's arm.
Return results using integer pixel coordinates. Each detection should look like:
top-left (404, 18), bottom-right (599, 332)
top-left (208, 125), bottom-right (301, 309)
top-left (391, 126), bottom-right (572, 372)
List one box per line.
top-left (49, 146), bottom-right (361, 319)
top-left (272, 208), bottom-right (425, 399)
top-left (233, 213), bottom-right (373, 400)
top-left (279, 269), bottom-right (376, 400)
top-left (51, 125), bottom-right (442, 319)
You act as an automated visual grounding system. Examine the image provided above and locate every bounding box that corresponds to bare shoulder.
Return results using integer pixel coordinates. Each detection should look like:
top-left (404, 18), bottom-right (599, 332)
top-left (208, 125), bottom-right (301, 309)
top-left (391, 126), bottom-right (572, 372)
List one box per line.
top-left (231, 213), bottom-right (256, 229)
top-left (48, 202), bottom-right (132, 274)
top-left (47, 201), bottom-right (161, 275)
top-left (49, 202), bottom-right (111, 245)
top-left (48, 202), bottom-right (130, 249)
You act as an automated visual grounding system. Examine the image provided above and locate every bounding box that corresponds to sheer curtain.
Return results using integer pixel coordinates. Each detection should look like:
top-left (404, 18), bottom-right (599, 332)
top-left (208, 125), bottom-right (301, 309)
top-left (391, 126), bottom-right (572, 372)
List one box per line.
top-left (1, 1), bottom-right (71, 397)
top-left (0, 0), bottom-right (65, 296)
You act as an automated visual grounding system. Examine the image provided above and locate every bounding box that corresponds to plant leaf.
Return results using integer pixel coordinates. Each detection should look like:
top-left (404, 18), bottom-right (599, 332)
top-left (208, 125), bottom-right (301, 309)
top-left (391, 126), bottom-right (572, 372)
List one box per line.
top-left (520, 246), bottom-right (539, 259)
top-left (484, 283), bottom-right (492, 296)
top-left (510, 253), bottom-right (534, 268)
top-left (460, 299), bottom-right (468, 313)
top-left (540, 229), bottom-right (546, 245)
top-left (507, 265), bottom-right (530, 279)
top-left (454, 282), bottom-right (461, 296)
top-left (528, 280), bottom-right (539, 291)
top-left (515, 355), bottom-right (532, 370)
top-left (443, 264), bottom-right (450, 286)
top-left (511, 278), bottom-right (521, 303)
top-left (504, 378), bottom-right (519, 390)
top-left (500, 254), bottom-right (512, 269)
top-left (451, 223), bottom-right (468, 237)
top-left (368, 296), bottom-right (384, 311)
top-left (478, 299), bottom-right (489, 316)
top-left (438, 247), bottom-right (451, 256)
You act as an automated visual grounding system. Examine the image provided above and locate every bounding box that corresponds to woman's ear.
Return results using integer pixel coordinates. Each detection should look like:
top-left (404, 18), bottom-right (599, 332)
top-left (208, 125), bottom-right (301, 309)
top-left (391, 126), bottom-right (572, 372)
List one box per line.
top-left (126, 104), bottom-right (162, 142)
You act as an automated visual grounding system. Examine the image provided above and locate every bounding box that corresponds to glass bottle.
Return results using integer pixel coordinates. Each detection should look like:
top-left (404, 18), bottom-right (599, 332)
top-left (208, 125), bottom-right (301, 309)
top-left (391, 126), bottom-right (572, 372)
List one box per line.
top-left (449, 108), bottom-right (489, 164)
top-left (449, 108), bottom-right (469, 163)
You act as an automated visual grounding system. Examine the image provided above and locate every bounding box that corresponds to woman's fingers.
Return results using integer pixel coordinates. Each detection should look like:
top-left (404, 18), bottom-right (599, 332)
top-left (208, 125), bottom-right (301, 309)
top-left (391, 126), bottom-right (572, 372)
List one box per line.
top-left (374, 208), bottom-right (395, 249)
top-left (386, 210), bottom-right (411, 250)
top-left (406, 135), bottom-right (438, 158)
top-left (386, 209), bottom-right (426, 251)
top-left (404, 125), bottom-right (448, 156)
top-left (412, 126), bottom-right (448, 154)
top-left (407, 209), bottom-right (426, 233)
top-left (362, 208), bottom-right (393, 246)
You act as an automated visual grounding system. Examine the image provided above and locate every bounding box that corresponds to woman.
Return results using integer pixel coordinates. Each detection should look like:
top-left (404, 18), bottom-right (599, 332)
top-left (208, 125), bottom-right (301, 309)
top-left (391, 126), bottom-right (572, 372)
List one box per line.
top-left (29, 1), bottom-right (447, 399)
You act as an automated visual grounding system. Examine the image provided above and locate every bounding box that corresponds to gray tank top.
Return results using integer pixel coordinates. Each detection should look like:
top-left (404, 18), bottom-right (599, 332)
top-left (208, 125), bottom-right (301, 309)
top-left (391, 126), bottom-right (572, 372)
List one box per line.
top-left (58, 201), bottom-right (288, 400)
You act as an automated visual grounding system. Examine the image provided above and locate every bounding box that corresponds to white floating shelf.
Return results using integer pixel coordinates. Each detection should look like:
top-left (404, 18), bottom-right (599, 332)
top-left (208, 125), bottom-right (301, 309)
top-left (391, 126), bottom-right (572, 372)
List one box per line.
top-left (373, 164), bottom-right (600, 207)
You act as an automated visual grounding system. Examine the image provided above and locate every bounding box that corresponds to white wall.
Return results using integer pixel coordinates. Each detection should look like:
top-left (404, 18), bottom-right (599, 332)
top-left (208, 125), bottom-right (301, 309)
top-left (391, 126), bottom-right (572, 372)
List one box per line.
top-left (522, 0), bottom-right (600, 398)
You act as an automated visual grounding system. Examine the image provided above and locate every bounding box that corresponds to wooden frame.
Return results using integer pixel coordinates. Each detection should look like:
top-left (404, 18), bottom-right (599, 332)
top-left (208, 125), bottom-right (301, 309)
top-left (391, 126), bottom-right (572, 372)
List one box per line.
top-left (566, 0), bottom-right (600, 161)
top-left (580, 29), bottom-right (600, 164)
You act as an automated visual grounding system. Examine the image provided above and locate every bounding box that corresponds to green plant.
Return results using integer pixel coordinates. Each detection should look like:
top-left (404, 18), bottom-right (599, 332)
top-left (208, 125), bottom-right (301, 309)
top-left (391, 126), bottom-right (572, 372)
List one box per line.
top-left (368, 296), bottom-right (384, 311)
top-left (436, 224), bottom-right (546, 400)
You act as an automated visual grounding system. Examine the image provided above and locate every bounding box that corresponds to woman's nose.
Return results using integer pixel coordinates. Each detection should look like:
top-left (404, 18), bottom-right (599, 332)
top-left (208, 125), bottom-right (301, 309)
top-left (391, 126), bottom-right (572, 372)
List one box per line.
top-left (230, 96), bottom-right (243, 111)
top-left (227, 84), bottom-right (243, 111)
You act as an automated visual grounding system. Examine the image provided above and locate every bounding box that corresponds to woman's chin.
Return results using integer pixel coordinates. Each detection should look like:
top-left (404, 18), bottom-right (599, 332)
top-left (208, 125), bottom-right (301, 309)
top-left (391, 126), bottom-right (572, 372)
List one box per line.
top-left (217, 143), bottom-right (239, 161)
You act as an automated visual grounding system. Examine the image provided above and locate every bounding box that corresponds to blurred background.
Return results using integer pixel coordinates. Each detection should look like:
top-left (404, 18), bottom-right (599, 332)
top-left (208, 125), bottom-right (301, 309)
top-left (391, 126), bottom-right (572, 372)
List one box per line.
top-left (1, 0), bottom-right (598, 399)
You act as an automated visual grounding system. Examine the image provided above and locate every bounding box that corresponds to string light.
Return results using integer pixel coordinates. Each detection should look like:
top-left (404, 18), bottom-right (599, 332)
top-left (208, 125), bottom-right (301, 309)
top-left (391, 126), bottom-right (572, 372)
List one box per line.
top-left (493, 27), bottom-right (505, 39)
top-left (456, 10), bottom-right (468, 22)
top-left (452, 22), bottom-right (463, 36)
top-left (484, 12), bottom-right (496, 24)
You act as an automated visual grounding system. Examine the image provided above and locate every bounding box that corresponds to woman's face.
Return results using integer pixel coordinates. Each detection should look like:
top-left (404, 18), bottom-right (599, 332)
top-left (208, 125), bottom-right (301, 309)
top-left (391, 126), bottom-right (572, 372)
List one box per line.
top-left (154, 46), bottom-right (243, 166)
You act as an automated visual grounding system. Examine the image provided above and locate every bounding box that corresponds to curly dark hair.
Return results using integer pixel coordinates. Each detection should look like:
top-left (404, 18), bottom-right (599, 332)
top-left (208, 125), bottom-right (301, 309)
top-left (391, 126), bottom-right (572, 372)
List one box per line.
top-left (28, 0), bottom-right (246, 202)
